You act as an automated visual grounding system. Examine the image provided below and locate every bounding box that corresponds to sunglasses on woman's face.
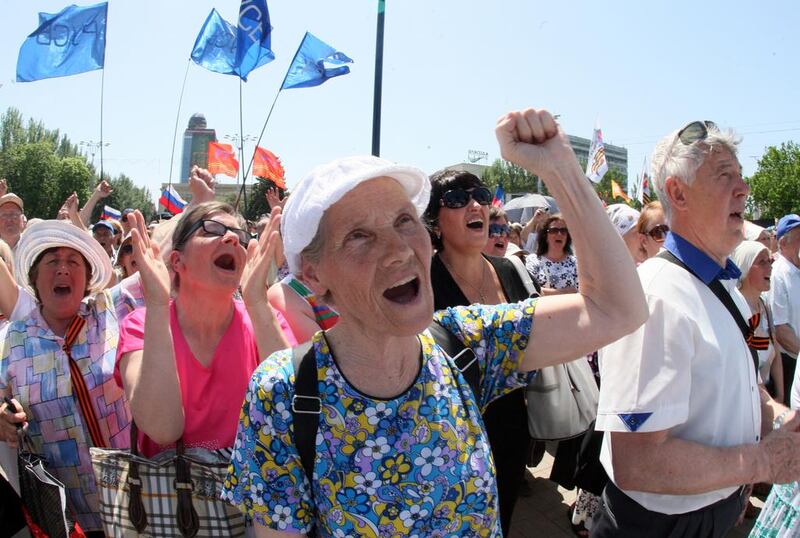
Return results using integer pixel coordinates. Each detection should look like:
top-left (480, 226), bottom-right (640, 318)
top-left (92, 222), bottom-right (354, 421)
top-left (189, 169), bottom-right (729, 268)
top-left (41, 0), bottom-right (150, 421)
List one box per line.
top-left (183, 219), bottom-right (252, 248)
top-left (489, 223), bottom-right (510, 237)
top-left (646, 224), bottom-right (669, 242)
top-left (547, 227), bottom-right (568, 236)
top-left (440, 187), bottom-right (493, 209)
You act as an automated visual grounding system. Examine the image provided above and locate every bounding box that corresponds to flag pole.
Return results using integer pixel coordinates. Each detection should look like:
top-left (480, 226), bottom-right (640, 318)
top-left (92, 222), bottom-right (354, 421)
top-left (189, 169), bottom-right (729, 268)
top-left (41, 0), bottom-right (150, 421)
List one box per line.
top-left (371, 0), bottom-right (386, 156)
top-left (168, 60), bottom-right (192, 197)
top-left (99, 68), bottom-right (105, 182)
top-left (233, 87), bottom-right (281, 210)
top-left (238, 77), bottom-right (248, 213)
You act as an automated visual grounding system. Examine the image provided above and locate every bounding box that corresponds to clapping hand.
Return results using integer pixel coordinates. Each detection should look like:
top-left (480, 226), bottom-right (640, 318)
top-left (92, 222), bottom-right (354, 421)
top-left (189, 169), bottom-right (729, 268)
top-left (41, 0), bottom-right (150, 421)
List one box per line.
top-left (128, 210), bottom-right (170, 307)
top-left (265, 187), bottom-right (286, 211)
top-left (241, 207), bottom-right (282, 306)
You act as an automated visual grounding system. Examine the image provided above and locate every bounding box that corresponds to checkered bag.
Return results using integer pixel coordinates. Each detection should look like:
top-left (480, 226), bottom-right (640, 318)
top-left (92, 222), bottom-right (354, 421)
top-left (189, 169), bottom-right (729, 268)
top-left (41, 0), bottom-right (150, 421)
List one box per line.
top-left (89, 423), bottom-right (246, 537)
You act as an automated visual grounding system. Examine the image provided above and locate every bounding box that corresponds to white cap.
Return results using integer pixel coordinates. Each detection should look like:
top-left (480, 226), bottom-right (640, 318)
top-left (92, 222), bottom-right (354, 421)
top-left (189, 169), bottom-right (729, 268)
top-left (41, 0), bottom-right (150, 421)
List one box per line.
top-left (606, 204), bottom-right (641, 238)
top-left (281, 155), bottom-right (430, 275)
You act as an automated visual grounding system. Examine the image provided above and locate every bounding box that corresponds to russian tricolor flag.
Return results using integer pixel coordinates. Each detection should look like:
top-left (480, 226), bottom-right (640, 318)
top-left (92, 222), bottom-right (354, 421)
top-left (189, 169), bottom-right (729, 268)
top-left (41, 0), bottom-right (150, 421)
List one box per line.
top-left (102, 205), bottom-right (121, 220)
top-left (492, 184), bottom-right (505, 208)
top-left (159, 186), bottom-right (188, 215)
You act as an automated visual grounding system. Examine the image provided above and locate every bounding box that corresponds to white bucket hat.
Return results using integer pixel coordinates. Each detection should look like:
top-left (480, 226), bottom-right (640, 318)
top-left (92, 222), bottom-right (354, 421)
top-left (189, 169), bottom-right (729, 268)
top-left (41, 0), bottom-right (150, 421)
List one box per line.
top-left (281, 155), bottom-right (431, 274)
top-left (606, 204), bottom-right (641, 238)
top-left (15, 220), bottom-right (113, 296)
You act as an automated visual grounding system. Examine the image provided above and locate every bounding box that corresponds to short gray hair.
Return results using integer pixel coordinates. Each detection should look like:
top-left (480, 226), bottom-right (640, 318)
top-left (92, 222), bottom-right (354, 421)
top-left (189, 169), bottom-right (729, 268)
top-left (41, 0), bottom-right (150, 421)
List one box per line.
top-left (650, 124), bottom-right (741, 221)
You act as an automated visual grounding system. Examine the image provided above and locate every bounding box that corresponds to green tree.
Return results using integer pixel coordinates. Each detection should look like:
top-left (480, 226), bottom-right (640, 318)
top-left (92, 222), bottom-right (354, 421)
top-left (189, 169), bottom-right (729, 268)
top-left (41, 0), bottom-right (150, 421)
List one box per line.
top-left (748, 142), bottom-right (800, 220)
top-left (86, 173), bottom-right (154, 223)
top-left (481, 159), bottom-right (545, 194)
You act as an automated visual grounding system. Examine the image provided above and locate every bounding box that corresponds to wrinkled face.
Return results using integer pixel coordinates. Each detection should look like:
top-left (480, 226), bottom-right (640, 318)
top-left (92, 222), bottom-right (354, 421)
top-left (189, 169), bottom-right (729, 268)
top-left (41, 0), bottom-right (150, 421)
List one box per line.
top-left (0, 202), bottom-right (24, 243)
top-left (746, 249), bottom-right (773, 293)
top-left (545, 219), bottom-right (568, 255)
top-left (34, 247), bottom-right (89, 321)
top-left (437, 188), bottom-right (490, 254)
top-left (682, 147), bottom-right (747, 261)
top-left (642, 209), bottom-right (667, 259)
top-left (780, 226), bottom-right (800, 263)
top-left (303, 177), bottom-right (434, 337)
top-left (93, 226), bottom-right (115, 256)
top-left (483, 216), bottom-right (509, 257)
top-left (171, 211), bottom-right (249, 293)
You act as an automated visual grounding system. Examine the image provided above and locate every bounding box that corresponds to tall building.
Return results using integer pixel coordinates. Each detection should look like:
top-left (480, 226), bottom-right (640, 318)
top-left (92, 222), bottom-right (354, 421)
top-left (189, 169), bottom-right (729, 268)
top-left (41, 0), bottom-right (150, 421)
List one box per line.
top-left (179, 113), bottom-right (217, 183)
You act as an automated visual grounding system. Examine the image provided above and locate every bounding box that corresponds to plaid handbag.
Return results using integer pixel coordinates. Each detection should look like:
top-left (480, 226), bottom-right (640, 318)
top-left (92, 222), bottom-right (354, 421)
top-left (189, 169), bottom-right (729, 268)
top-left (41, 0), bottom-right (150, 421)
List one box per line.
top-left (89, 422), bottom-right (246, 537)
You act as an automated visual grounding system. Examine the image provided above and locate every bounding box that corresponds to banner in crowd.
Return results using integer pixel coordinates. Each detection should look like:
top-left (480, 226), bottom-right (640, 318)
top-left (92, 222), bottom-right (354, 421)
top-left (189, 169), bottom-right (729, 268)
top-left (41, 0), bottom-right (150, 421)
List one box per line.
top-left (102, 205), bottom-right (121, 220)
top-left (208, 142), bottom-right (239, 178)
top-left (492, 185), bottom-right (505, 207)
top-left (585, 126), bottom-right (608, 183)
top-left (191, 0), bottom-right (274, 81)
top-left (16, 2), bottom-right (108, 82)
top-left (252, 147), bottom-right (285, 188)
top-left (281, 32), bottom-right (353, 90)
top-left (611, 180), bottom-right (630, 202)
top-left (159, 186), bottom-right (187, 215)
top-left (638, 157), bottom-right (652, 204)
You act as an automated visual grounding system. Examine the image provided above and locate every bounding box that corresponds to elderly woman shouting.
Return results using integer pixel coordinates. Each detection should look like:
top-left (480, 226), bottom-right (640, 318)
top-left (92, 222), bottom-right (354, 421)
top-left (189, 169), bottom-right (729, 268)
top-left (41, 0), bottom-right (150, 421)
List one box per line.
top-left (222, 108), bottom-right (648, 537)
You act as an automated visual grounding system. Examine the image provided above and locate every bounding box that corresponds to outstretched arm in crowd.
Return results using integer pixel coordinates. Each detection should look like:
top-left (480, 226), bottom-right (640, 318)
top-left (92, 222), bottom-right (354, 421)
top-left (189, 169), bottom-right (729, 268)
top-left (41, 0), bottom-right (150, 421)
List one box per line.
top-left (495, 108), bottom-right (648, 370)
top-left (241, 208), bottom-right (291, 359)
top-left (0, 252), bottom-right (17, 318)
top-left (117, 211), bottom-right (184, 445)
top-left (79, 179), bottom-right (113, 225)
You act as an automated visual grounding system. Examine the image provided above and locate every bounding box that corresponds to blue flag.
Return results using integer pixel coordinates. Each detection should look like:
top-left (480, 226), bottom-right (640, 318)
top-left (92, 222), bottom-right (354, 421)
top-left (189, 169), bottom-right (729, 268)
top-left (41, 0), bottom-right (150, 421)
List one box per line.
top-left (191, 1), bottom-right (274, 81)
top-left (235, 0), bottom-right (274, 80)
top-left (281, 32), bottom-right (353, 90)
top-left (16, 2), bottom-right (108, 82)
top-left (191, 9), bottom-right (238, 76)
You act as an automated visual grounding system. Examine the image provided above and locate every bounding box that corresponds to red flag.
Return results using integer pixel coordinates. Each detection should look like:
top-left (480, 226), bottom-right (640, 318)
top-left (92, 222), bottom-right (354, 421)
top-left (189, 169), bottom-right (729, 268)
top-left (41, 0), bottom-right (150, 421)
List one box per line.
top-left (207, 142), bottom-right (239, 177)
top-left (252, 146), bottom-right (286, 188)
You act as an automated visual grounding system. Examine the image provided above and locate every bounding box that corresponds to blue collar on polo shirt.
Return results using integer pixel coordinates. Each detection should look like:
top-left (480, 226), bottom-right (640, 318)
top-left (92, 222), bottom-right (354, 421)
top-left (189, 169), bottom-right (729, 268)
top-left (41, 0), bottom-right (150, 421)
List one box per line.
top-left (663, 231), bottom-right (742, 284)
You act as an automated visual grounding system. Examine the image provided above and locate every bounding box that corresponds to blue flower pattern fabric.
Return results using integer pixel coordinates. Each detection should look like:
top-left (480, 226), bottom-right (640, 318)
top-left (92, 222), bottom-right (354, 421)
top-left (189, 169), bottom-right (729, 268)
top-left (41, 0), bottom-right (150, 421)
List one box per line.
top-left (222, 299), bottom-right (537, 537)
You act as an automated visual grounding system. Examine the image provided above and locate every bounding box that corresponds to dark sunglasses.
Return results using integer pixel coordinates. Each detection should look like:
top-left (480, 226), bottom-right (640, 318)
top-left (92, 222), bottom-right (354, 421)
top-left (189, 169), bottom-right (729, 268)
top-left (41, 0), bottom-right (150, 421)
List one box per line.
top-left (546, 227), bottom-right (568, 236)
top-left (677, 120), bottom-right (717, 146)
top-left (440, 187), bottom-right (493, 209)
top-left (118, 244), bottom-right (133, 256)
top-left (180, 219), bottom-right (252, 249)
top-left (646, 224), bottom-right (670, 242)
top-left (489, 223), bottom-right (510, 237)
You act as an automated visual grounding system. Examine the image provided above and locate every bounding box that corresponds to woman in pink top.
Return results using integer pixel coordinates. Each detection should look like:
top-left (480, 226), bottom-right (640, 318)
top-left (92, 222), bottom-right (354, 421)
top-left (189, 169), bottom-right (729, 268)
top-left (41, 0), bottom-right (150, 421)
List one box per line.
top-left (116, 202), bottom-right (293, 455)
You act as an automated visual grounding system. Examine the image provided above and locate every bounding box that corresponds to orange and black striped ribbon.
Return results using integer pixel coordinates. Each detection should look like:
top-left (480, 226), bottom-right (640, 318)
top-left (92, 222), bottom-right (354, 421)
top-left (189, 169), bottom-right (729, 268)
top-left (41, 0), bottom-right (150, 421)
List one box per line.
top-left (63, 315), bottom-right (106, 448)
top-left (746, 313), bottom-right (771, 352)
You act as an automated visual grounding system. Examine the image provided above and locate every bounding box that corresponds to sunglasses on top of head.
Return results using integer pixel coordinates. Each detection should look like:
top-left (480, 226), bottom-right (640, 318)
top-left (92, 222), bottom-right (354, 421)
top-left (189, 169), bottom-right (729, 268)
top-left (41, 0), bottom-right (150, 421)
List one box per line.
top-left (440, 187), bottom-right (493, 209)
top-left (676, 120), bottom-right (717, 146)
top-left (182, 219), bottom-right (252, 249)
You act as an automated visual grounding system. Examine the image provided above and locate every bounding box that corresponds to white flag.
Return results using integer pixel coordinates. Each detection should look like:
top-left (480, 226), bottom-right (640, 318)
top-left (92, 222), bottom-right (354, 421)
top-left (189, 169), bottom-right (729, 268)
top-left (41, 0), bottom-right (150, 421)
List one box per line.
top-left (585, 127), bottom-right (609, 183)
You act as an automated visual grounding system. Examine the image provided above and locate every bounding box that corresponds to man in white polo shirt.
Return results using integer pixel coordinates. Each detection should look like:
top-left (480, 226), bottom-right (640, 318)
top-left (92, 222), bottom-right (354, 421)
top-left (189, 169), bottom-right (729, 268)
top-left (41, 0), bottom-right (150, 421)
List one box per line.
top-left (592, 121), bottom-right (800, 537)
top-left (770, 214), bottom-right (800, 404)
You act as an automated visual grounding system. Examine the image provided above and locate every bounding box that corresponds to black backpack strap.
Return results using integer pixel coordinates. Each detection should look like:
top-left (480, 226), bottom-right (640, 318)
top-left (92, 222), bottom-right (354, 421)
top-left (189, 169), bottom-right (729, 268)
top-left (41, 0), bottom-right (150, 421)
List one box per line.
top-left (290, 341), bottom-right (319, 489)
top-left (657, 250), bottom-right (759, 375)
top-left (428, 321), bottom-right (482, 402)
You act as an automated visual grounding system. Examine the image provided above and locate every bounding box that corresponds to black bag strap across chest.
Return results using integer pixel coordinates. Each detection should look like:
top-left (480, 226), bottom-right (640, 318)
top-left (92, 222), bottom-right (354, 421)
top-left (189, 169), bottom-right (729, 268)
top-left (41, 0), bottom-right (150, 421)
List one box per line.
top-left (290, 322), bottom-right (482, 490)
top-left (657, 250), bottom-right (758, 375)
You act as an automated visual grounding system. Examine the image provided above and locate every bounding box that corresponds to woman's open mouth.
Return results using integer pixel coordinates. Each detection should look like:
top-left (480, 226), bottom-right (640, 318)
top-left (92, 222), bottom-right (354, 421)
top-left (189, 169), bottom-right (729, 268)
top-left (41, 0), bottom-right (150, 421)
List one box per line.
top-left (466, 218), bottom-right (484, 230)
top-left (383, 276), bottom-right (420, 304)
top-left (53, 285), bottom-right (72, 296)
top-left (213, 254), bottom-right (237, 272)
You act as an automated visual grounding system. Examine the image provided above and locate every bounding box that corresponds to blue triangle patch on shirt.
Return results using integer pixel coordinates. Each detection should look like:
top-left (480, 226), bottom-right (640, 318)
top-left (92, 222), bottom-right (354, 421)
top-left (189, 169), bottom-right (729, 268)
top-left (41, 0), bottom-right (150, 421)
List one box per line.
top-left (619, 413), bottom-right (652, 432)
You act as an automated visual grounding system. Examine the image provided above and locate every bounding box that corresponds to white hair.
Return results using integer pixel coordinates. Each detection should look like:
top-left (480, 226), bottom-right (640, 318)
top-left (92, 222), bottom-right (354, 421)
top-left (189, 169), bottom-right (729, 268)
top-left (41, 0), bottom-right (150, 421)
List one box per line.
top-left (650, 124), bottom-right (741, 221)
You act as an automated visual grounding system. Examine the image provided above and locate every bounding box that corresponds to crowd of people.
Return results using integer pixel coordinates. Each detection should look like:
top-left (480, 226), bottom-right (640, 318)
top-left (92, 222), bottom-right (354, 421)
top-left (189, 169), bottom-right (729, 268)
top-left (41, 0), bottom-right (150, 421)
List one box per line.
top-left (1, 108), bottom-right (800, 538)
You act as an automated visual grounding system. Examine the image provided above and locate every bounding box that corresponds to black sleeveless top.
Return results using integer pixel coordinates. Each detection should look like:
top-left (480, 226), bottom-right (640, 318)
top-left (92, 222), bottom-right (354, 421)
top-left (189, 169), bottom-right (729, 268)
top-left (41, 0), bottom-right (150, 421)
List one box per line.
top-left (431, 252), bottom-right (533, 309)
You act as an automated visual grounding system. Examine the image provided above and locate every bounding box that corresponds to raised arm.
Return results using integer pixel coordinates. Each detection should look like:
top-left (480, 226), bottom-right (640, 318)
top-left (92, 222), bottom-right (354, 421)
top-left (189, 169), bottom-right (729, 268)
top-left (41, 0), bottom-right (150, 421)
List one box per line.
top-left (241, 208), bottom-right (290, 359)
top-left (0, 251), bottom-right (18, 318)
top-left (79, 180), bottom-right (113, 225)
top-left (117, 210), bottom-right (184, 445)
top-left (494, 108), bottom-right (648, 370)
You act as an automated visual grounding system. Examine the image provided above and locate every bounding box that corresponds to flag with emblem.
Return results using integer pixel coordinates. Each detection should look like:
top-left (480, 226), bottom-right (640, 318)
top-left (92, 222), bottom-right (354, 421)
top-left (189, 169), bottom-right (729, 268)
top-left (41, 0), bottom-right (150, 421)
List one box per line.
top-left (638, 156), bottom-right (653, 204)
top-left (611, 180), bottom-right (630, 203)
top-left (252, 146), bottom-right (285, 188)
top-left (585, 126), bottom-right (608, 183)
top-left (208, 142), bottom-right (240, 178)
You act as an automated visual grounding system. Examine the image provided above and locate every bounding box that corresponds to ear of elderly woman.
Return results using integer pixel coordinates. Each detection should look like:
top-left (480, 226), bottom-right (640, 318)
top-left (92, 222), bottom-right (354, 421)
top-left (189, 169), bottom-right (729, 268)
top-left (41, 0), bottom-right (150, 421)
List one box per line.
top-left (221, 108), bottom-right (647, 535)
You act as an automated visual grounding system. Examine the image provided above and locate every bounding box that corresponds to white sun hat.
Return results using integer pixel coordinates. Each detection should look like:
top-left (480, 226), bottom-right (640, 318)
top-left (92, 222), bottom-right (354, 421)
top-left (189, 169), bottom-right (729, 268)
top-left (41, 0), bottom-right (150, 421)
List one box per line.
top-left (281, 155), bottom-right (431, 275)
top-left (15, 219), bottom-right (113, 296)
top-left (606, 204), bottom-right (641, 238)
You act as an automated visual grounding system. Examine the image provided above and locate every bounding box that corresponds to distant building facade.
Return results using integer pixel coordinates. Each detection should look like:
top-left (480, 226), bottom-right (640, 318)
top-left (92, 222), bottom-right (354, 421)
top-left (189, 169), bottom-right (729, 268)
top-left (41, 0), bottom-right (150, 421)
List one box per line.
top-left (179, 113), bottom-right (217, 183)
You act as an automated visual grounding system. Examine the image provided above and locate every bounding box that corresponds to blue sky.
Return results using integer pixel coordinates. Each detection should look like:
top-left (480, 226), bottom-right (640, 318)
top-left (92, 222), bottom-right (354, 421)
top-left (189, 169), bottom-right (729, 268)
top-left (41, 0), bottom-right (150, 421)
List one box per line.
top-left (2, 1), bottom-right (799, 203)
